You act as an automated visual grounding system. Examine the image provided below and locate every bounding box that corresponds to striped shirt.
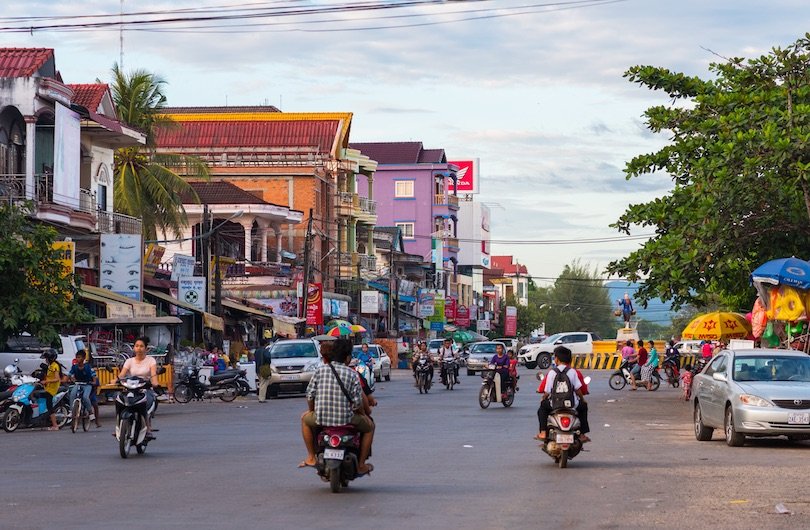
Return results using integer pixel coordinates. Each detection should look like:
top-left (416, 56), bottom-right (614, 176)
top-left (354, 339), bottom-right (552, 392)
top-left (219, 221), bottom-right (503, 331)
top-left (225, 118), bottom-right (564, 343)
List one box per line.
top-left (306, 363), bottom-right (362, 426)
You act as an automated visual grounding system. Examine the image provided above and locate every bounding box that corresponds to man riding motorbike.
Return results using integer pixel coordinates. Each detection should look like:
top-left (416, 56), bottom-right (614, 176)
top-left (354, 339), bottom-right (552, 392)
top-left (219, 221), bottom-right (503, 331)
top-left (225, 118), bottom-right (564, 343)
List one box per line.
top-left (438, 338), bottom-right (460, 385)
top-left (490, 343), bottom-right (511, 399)
top-left (412, 342), bottom-right (434, 386)
top-left (36, 349), bottom-right (61, 431)
top-left (536, 346), bottom-right (590, 443)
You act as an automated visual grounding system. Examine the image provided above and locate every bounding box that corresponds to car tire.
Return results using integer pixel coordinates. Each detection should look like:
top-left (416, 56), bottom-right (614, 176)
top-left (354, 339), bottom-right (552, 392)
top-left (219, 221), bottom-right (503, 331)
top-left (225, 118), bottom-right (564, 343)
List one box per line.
top-left (525, 360), bottom-right (537, 370)
top-left (724, 406), bottom-right (745, 447)
top-left (384, 373), bottom-right (391, 382)
top-left (537, 354), bottom-right (552, 370)
top-left (693, 401), bottom-right (713, 441)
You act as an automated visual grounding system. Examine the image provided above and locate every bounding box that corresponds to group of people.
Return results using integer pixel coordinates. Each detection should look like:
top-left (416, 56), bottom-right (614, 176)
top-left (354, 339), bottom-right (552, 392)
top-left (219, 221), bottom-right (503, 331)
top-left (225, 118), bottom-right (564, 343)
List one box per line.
top-left (410, 339), bottom-right (460, 386)
top-left (32, 348), bottom-right (104, 431)
top-left (620, 339), bottom-right (660, 391)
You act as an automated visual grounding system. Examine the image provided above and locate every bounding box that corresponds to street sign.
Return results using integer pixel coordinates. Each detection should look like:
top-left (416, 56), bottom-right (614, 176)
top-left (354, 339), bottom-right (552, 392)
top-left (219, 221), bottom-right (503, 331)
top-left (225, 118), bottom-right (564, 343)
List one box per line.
top-left (178, 277), bottom-right (206, 312)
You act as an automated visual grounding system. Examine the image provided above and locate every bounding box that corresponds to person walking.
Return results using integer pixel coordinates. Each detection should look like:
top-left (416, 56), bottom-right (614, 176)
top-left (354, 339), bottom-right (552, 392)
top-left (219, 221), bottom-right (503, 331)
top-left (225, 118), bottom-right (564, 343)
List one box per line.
top-left (256, 340), bottom-right (273, 403)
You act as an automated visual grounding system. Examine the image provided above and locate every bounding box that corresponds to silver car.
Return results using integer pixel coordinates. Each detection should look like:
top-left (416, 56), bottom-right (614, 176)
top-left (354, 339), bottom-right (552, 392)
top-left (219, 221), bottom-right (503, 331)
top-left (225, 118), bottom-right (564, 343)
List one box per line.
top-left (352, 344), bottom-right (391, 382)
top-left (693, 348), bottom-right (810, 446)
top-left (266, 339), bottom-right (321, 398)
top-left (465, 341), bottom-right (506, 376)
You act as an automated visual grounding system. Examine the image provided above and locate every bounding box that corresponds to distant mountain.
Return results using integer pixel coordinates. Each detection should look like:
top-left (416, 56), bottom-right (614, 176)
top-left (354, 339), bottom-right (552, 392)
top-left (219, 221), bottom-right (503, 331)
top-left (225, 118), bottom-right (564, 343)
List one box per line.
top-left (605, 281), bottom-right (674, 326)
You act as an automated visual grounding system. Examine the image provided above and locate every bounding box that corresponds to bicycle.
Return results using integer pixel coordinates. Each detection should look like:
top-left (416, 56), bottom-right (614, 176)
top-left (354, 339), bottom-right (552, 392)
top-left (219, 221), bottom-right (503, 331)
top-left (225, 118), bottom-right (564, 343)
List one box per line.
top-left (69, 381), bottom-right (92, 433)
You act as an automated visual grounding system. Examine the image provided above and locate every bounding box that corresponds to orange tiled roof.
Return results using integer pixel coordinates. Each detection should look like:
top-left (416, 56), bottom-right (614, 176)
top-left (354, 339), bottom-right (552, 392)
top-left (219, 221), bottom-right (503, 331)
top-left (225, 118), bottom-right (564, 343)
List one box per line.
top-left (0, 47), bottom-right (53, 78)
top-left (68, 83), bottom-right (109, 112)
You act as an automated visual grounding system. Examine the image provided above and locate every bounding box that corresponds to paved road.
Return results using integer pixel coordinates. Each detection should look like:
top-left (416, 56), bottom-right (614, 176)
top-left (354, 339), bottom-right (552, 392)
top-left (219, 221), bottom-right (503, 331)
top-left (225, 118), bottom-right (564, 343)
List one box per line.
top-left (2, 367), bottom-right (809, 529)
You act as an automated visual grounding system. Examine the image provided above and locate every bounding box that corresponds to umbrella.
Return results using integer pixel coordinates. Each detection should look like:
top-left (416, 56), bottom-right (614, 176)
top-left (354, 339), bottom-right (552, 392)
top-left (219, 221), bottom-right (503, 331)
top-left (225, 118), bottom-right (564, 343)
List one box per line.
top-left (326, 319), bottom-right (353, 330)
top-left (682, 312), bottom-right (752, 341)
top-left (312, 334), bottom-right (337, 342)
top-left (326, 326), bottom-right (352, 337)
top-left (350, 324), bottom-right (367, 333)
top-left (751, 257), bottom-right (810, 290)
top-left (446, 330), bottom-right (488, 344)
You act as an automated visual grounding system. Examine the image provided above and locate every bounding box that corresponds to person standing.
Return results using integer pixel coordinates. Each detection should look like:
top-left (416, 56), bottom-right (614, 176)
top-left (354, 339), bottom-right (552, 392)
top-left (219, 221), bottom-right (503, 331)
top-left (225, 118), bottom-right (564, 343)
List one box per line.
top-left (618, 293), bottom-right (634, 327)
top-left (256, 340), bottom-right (273, 403)
top-left (700, 340), bottom-right (713, 360)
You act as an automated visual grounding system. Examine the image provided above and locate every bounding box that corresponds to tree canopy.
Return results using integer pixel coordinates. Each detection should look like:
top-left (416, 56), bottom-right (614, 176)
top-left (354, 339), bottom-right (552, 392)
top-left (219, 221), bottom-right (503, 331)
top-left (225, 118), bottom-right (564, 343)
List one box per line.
top-left (607, 34), bottom-right (810, 311)
top-left (0, 203), bottom-right (90, 347)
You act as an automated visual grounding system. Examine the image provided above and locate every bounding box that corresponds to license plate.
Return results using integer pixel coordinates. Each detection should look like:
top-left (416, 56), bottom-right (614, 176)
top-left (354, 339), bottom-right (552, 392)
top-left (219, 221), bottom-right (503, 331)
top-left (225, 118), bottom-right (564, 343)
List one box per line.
top-left (281, 374), bottom-right (300, 381)
top-left (324, 448), bottom-right (344, 460)
top-left (555, 433), bottom-right (574, 444)
top-left (788, 413), bottom-right (810, 424)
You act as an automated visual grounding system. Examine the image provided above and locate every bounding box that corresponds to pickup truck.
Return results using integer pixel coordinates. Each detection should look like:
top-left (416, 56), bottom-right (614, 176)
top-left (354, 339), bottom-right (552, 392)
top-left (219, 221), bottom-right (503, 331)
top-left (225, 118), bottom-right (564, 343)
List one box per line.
top-left (0, 335), bottom-right (87, 376)
top-left (517, 332), bottom-right (602, 369)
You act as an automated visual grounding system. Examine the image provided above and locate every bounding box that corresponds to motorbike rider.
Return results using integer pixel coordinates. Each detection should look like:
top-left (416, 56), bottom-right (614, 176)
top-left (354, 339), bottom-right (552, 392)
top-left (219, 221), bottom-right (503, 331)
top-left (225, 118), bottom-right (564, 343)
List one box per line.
top-left (412, 342), bottom-right (434, 386)
top-left (620, 340), bottom-right (639, 390)
top-left (36, 349), bottom-right (61, 431)
top-left (664, 340), bottom-right (680, 367)
top-left (490, 343), bottom-right (511, 398)
top-left (438, 338), bottom-right (460, 385)
top-left (299, 338), bottom-right (375, 475)
top-left (355, 343), bottom-right (374, 369)
top-left (536, 346), bottom-right (590, 443)
top-left (68, 351), bottom-right (101, 428)
top-left (117, 336), bottom-right (159, 439)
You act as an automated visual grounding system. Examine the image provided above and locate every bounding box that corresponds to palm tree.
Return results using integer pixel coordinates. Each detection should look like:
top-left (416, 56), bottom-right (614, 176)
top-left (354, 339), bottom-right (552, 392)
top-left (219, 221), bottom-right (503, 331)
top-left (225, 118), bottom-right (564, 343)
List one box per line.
top-left (109, 63), bottom-right (207, 239)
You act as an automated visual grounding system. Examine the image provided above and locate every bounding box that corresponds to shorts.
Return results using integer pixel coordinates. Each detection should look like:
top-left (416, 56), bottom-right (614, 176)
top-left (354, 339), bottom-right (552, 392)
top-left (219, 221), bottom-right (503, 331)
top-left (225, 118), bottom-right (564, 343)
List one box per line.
top-left (303, 410), bottom-right (374, 433)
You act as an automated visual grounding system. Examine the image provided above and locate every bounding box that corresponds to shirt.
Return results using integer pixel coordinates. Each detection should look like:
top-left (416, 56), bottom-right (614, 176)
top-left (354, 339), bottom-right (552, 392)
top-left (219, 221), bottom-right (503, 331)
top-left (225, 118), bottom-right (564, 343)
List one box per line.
top-left (541, 363), bottom-right (583, 407)
top-left (647, 347), bottom-right (659, 368)
top-left (538, 368), bottom-right (589, 395)
top-left (439, 346), bottom-right (456, 361)
top-left (44, 362), bottom-right (60, 396)
top-left (637, 347), bottom-right (648, 366)
top-left (122, 356), bottom-right (156, 379)
top-left (490, 353), bottom-right (510, 374)
top-left (701, 343), bottom-right (713, 359)
top-left (306, 362), bottom-right (363, 426)
top-left (69, 364), bottom-right (96, 383)
top-left (621, 346), bottom-right (635, 360)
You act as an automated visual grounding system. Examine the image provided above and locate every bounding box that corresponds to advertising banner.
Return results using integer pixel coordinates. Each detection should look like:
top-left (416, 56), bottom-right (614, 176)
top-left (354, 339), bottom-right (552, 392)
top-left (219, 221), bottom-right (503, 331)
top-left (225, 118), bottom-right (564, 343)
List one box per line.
top-left (505, 306), bottom-right (518, 337)
top-left (52, 241), bottom-right (75, 279)
top-left (143, 244), bottom-right (165, 278)
top-left (100, 234), bottom-right (142, 300)
top-left (444, 298), bottom-right (456, 321)
top-left (177, 277), bottom-right (206, 312)
top-left (54, 102), bottom-right (81, 209)
top-left (477, 319), bottom-right (490, 332)
top-left (361, 291), bottom-right (379, 314)
top-left (418, 289), bottom-right (435, 318)
top-left (304, 282), bottom-right (323, 326)
top-left (456, 305), bottom-right (470, 327)
top-left (447, 158), bottom-right (480, 194)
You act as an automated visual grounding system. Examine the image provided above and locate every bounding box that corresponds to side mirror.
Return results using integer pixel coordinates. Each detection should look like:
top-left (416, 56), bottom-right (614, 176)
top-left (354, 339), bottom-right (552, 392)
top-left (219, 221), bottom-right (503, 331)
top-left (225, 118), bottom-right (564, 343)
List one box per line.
top-left (554, 340), bottom-right (563, 345)
top-left (712, 372), bottom-right (727, 382)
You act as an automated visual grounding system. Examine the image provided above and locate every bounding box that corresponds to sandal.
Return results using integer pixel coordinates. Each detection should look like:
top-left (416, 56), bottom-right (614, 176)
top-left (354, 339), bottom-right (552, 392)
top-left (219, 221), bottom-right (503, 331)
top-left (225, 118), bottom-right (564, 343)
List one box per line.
top-left (47, 426), bottom-right (59, 431)
top-left (297, 460), bottom-right (316, 468)
top-left (356, 463), bottom-right (374, 477)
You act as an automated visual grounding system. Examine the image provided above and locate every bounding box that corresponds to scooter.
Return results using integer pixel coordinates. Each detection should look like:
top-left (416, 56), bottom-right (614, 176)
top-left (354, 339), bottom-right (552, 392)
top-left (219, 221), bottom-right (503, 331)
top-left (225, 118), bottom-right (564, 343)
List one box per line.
top-left (541, 407), bottom-right (584, 468)
top-left (114, 376), bottom-right (156, 458)
top-left (314, 424), bottom-right (368, 493)
top-left (608, 360), bottom-right (661, 391)
top-left (479, 364), bottom-right (514, 408)
top-left (173, 363), bottom-right (247, 403)
top-left (353, 360), bottom-right (375, 394)
top-left (2, 378), bottom-right (70, 432)
top-left (415, 357), bottom-right (432, 394)
top-left (663, 356), bottom-right (680, 387)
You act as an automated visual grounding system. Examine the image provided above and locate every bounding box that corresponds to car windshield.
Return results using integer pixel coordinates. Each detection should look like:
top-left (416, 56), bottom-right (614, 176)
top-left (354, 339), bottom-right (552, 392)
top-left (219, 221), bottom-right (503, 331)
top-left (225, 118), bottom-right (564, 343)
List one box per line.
top-left (733, 356), bottom-right (810, 382)
top-left (428, 340), bottom-right (444, 349)
top-left (353, 346), bottom-right (380, 359)
top-left (470, 343), bottom-right (500, 354)
top-left (270, 342), bottom-right (318, 359)
top-left (541, 333), bottom-right (563, 344)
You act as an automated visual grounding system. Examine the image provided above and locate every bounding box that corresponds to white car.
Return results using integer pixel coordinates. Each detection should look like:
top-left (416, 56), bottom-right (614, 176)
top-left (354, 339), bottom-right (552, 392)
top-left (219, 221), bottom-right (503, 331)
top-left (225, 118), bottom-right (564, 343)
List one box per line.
top-left (674, 340), bottom-right (703, 355)
top-left (352, 344), bottom-right (391, 382)
top-left (518, 332), bottom-right (601, 369)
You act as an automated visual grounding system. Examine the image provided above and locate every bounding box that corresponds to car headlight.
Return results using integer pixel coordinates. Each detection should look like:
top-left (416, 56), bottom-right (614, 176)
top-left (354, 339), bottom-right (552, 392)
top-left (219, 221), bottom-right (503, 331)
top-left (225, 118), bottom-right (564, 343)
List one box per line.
top-left (303, 362), bottom-right (319, 373)
top-left (739, 394), bottom-right (773, 407)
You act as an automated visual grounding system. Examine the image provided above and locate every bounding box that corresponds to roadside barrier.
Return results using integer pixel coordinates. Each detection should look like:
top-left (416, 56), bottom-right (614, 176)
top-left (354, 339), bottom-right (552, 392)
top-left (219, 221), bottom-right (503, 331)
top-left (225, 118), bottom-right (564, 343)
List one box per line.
top-left (568, 352), bottom-right (699, 370)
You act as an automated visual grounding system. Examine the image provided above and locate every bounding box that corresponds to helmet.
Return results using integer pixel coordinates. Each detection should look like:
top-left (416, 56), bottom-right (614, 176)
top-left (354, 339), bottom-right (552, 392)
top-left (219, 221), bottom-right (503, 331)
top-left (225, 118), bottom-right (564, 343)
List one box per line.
top-left (41, 349), bottom-right (58, 363)
top-left (3, 364), bottom-right (16, 378)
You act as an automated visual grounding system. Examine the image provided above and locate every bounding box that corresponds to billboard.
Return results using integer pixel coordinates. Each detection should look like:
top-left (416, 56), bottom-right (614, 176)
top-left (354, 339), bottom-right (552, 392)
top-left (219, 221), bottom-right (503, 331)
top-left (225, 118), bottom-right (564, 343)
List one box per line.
top-left (99, 234), bottom-right (142, 300)
top-left (447, 159), bottom-right (480, 194)
top-left (444, 298), bottom-right (456, 322)
top-left (361, 291), bottom-right (379, 314)
top-left (418, 289), bottom-right (435, 318)
top-left (304, 283), bottom-right (323, 326)
top-left (143, 244), bottom-right (165, 278)
top-left (54, 102), bottom-right (81, 209)
top-left (171, 254), bottom-right (196, 281)
top-left (456, 305), bottom-right (470, 327)
top-left (504, 306), bottom-right (518, 337)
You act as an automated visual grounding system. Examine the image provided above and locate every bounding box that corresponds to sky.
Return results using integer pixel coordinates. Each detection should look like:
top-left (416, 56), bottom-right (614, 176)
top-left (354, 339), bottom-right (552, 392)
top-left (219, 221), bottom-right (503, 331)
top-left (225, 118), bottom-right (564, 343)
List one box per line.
top-left (2, 0), bottom-right (808, 289)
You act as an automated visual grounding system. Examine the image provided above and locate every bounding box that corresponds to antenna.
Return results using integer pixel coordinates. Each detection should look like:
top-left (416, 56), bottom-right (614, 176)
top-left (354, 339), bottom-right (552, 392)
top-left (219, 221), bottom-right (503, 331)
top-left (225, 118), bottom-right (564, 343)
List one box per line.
top-left (279, 95), bottom-right (282, 110)
top-left (119, 0), bottom-right (124, 68)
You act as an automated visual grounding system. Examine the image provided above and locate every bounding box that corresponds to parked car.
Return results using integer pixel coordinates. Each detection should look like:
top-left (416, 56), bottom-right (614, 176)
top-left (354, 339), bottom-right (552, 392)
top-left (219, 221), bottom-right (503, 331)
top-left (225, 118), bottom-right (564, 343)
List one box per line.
top-left (265, 339), bottom-right (321, 398)
top-left (352, 344), bottom-right (391, 382)
top-left (674, 340), bottom-right (703, 355)
top-left (692, 348), bottom-right (810, 446)
top-left (465, 341), bottom-right (506, 376)
top-left (494, 338), bottom-right (522, 353)
top-left (517, 332), bottom-right (602, 369)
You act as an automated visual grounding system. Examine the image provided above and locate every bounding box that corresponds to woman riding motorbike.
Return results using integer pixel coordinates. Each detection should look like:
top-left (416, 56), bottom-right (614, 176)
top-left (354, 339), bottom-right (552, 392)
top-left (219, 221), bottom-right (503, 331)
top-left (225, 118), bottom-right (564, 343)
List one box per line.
top-left (117, 336), bottom-right (159, 439)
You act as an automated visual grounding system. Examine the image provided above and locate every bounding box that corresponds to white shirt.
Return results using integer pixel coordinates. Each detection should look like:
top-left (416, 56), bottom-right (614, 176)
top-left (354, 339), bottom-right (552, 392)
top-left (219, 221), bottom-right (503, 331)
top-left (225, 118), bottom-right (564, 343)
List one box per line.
top-left (542, 363), bottom-right (582, 407)
top-left (438, 346), bottom-right (456, 360)
top-left (123, 356), bottom-right (156, 379)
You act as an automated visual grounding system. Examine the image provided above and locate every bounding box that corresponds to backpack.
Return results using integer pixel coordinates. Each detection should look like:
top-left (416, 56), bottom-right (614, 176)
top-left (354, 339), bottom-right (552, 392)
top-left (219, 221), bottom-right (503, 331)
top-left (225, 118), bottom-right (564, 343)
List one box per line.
top-left (549, 366), bottom-right (575, 410)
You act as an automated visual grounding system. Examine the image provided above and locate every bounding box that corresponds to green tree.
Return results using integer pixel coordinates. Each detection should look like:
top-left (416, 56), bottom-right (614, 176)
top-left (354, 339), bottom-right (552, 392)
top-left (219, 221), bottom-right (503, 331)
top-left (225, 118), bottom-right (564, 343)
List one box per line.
top-left (0, 203), bottom-right (91, 346)
top-left (607, 34), bottom-right (810, 311)
top-left (109, 64), bottom-right (207, 239)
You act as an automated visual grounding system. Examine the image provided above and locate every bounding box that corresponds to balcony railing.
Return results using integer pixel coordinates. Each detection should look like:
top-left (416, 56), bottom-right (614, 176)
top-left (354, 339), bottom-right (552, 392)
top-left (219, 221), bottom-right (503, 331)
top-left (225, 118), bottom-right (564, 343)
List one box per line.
top-left (443, 236), bottom-right (459, 249)
top-left (434, 193), bottom-right (459, 207)
top-left (0, 174), bottom-right (29, 203)
top-left (358, 197), bottom-right (377, 215)
top-left (97, 210), bottom-right (142, 235)
top-left (358, 254), bottom-right (376, 271)
top-left (337, 192), bottom-right (354, 207)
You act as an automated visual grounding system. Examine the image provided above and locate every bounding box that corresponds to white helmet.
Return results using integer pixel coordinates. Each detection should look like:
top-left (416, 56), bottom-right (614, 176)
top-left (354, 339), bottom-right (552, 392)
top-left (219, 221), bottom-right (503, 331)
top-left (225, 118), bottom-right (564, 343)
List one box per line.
top-left (3, 364), bottom-right (16, 378)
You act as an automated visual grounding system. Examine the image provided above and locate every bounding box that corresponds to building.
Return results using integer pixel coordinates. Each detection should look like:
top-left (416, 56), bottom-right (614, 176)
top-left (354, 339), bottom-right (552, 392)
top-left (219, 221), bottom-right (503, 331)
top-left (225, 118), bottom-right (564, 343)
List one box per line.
top-left (349, 141), bottom-right (459, 298)
top-left (490, 255), bottom-right (530, 307)
top-left (457, 199), bottom-right (491, 323)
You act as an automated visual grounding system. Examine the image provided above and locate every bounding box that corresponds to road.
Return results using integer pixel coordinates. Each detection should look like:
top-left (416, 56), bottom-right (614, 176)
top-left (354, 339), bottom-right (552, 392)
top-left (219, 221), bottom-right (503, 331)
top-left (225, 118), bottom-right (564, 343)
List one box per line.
top-left (2, 366), bottom-right (809, 529)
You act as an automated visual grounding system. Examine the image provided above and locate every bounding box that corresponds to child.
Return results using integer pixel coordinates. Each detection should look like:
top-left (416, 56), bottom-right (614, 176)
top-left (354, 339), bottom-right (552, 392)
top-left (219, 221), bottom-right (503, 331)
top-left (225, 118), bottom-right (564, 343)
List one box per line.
top-left (507, 350), bottom-right (519, 391)
top-left (680, 363), bottom-right (693, 401)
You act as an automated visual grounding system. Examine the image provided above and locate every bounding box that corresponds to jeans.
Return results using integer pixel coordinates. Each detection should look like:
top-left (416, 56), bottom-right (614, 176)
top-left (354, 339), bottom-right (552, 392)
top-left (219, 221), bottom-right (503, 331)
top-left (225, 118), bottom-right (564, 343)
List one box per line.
top-left (69, 384), bottom-right (93, 414)
top-left (258, 376), bottom-right (272, 402)
top-left (537, 399), bottom-right (590, 434)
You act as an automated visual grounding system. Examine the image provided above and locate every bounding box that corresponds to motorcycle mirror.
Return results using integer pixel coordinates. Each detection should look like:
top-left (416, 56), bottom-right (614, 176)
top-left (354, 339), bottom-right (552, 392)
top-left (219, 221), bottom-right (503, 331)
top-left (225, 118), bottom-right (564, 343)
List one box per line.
top-left (13, 358), bottom-right (19, 363)
top-left (584, 376), bottom-right (592, 385)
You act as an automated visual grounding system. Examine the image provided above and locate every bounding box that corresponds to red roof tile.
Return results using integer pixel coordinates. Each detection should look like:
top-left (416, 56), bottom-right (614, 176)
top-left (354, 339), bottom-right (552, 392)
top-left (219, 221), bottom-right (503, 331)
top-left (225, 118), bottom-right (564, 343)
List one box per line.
top-left (349, 141), bottom-right (446, 165)
top-left (156, 120), bottom-right (340, 152)
top-left (0, 48), bottom-right (54, 78)
top-left (491, 256), bottom-right (528, 275)
top-left (182, 181), bottom-right (271, 205)
top-left (68, 83), bottom-right (109, 112)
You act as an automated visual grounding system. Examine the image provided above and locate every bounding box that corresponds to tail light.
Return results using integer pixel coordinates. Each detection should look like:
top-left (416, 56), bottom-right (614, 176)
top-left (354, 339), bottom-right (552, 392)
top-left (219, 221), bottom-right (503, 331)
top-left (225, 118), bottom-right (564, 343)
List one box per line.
top-left (559, 415), bottom-right (572, 429)
top-left (329, 435), bottom-right (341, 448)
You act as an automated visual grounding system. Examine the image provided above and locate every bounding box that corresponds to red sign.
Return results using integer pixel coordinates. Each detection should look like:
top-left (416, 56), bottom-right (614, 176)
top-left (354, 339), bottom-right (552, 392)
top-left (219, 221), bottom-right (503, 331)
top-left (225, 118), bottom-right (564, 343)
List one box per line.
top-left (448, 159), bottom-right (479, 194)
top-left (444, 298), bottom-right (456, 321)
top-left (456, 305), bottom-right (470, 327)
top-left (304, 282), bottom-right (323, 326)
top-left (504, 306), bottom-right (517, 337)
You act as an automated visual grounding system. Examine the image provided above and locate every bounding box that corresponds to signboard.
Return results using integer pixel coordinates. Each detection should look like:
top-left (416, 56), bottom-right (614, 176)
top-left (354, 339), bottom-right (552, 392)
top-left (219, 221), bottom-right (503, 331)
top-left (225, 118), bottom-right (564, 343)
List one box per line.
top-left (303, 282), bottom-right (323, 326)
top-left (178, 277), bottom-right (206, 312)
top-left (418, 289), bottom-right (435, 318)
top-left (447, 159), bottom-right (480, 194)
top-left (52, 241), bottom-right (75, 280)
top-left (444, 298), bottom-right (456, 322)
top-left (430, 321), bottom-right (445, 332)
top-left (456, 305), bottom-right (470, 327)
top-left (504, 306), bottom-right (518, 337)
top-left (477, 319), bottom-right (490, 332)
top-left (361, 291), bottom-right (379, 314)
top-left (100, 234), bottom-right (142, 300)
top-left (143, 244), bottom-right (165, 278)
top-left (54, 102), bottom-right (81, 209)
top-left (171, 254), bottom-right (196, 281)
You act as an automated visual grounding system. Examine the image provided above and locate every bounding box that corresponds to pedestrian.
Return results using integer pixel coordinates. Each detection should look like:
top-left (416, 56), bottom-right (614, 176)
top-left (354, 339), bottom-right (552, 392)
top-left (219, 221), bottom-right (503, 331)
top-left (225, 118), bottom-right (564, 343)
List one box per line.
top-left (680, 364), bottom-right (693, 400)
top-left (700, 340), bottom-right (713, 360)
top-left (640, 340), bottom-right (659, 391)
top-left (618, 293), bottom-right (634, 327)
top-left (256, 340), bottom-right (273, 403)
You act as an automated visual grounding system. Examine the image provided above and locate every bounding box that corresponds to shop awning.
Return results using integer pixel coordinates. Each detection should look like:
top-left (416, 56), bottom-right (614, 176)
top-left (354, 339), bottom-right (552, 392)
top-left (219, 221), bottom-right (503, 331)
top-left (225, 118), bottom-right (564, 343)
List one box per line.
top-left (143, 288), bottom-right (224, 331)
top-left (222, 299), bottom-right (272, 320)
top-left (271, 315), bottom-right (305, 337)
top-left (92, 316), bottom-right (183, 326)
top-left (79, 285), bottom-right (157, 318)
top-left (367, 281), bottom-right (416, 303)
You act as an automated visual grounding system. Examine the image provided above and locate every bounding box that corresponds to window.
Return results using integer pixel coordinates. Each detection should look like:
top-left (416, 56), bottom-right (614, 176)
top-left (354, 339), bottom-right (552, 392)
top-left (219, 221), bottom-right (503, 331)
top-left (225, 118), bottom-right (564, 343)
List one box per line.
top-left (395, 180), bottom-right (414, 198)
top-left (704, 355), bottom-right (726, 377)
top-left (396, 222), bottom-right (415, 239)
top-left (97, 184), bottom-right (107, 211)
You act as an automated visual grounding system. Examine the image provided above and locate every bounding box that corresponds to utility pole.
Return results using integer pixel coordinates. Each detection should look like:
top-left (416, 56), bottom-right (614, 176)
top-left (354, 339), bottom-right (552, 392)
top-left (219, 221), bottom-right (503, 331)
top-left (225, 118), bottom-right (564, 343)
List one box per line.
top-left (388, 239), bottom-right (394, 336)
top-left (214, 229), bottom-right (222, 318)
top-left (203, 204), bottom-right (210, 313)
top-left (298, 208), bottom-right (314, 338)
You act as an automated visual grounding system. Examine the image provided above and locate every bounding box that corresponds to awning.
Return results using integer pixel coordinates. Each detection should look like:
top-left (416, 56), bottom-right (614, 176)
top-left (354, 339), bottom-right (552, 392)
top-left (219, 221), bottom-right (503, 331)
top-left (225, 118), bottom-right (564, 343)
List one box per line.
top-left (143, 288), bottom-right (224, 331)
top-left (91, 316), bottom-right (183, 326)
top-left (222, 299), bottom-right (272, 320)
top-left (368, 281), bottom-right (416, 303)
top-left (79, 285), bottom-right (156, 318)
top-left (271, 315), bottom-right (305, 337)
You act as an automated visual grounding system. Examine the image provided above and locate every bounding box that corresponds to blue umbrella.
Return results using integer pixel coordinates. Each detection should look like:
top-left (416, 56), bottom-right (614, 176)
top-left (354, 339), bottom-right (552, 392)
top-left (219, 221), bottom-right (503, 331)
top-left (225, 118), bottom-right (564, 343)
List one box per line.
top-left (751, 257), bottom-right (810, 290)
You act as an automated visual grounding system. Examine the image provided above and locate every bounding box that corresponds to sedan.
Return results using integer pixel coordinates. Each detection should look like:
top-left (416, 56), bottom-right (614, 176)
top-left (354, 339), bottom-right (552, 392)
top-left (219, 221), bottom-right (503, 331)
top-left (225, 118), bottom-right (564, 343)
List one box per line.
top-left (352, 344), bottom-right (391, 382)
top-left (465, 341), bottom-right (506, 376)
top-left (692, 348), bottom-right (810, 446)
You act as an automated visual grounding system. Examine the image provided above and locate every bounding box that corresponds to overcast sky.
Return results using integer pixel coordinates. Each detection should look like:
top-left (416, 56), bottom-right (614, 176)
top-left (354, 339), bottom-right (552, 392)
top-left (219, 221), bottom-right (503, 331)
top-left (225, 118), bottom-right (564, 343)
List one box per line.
top-left (3, 0), bottom-right (808, 286)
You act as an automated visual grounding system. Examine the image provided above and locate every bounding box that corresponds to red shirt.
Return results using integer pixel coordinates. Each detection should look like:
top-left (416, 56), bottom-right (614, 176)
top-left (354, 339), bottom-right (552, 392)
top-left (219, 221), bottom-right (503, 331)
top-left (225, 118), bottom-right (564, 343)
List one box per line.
top-left (637, 347), bottom-right (648, 366)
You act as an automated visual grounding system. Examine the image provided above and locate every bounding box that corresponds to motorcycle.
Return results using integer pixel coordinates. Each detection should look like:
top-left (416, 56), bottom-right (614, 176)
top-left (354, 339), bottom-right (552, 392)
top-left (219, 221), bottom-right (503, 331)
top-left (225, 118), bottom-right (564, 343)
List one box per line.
top-left (541, 407), bottom-right (584, 468)
top-left (353, 359), bottom-right (375, 394)
top-left (415, 357), bottom-right (432, 394)
top-left (173, 363), bottom-right (248, 403)
top-left (479, 364), bottom-right (514, 408)
top-left (441, 358), bottom-right (457, 390)
top-left (2, 377), bottom-right (70, 432)
top-left (663, 356), bottom-right (680, 388)
top-left (114, 376), bottom-right (156, 458)
top-left (608, 360), bottom-right (661, 391)
top-left (314, 424), bottom-right (367, 493)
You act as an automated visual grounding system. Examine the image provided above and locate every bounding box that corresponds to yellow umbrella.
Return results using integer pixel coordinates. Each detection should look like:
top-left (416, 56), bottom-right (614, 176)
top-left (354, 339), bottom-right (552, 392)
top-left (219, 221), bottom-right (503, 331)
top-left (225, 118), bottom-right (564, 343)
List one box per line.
top-left (682, 312), bottom-right (751, 341)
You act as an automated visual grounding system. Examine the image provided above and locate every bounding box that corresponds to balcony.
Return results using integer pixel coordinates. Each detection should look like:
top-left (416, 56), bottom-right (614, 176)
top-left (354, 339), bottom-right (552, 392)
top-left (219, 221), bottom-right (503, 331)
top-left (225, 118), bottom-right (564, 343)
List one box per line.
top-left (358, 254), bottom-right (377, 272)
top-left (443, 236), bottom-right (460, 249)
top-left (358, 197), bottom-right (377, 215)
top-left (96, 210), bottom-right (142, 234)
top-left (434, 193), bottom-right (459, 208)
top-left (336, 191), bottom-right (354, 217)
